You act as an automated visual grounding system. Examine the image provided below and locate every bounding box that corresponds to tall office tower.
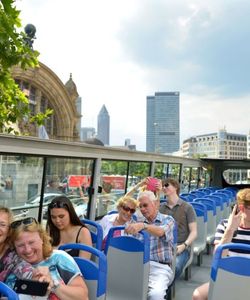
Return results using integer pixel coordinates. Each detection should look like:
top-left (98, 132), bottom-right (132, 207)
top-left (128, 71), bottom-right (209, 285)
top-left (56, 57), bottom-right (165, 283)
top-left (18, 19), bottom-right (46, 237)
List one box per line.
top-left (97, 105), bottom-right (110, 145)
top-left (146, 92), bottom-right (180, 154)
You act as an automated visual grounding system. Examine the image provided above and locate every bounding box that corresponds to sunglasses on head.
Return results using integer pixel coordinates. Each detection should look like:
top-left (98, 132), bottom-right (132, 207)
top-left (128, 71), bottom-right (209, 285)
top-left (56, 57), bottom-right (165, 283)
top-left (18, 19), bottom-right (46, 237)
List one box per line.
top-left (121, 205), bottom-right (136, 214)
top-left (11, 217), bottom-right (37, 229)
top-left (48, 201), bottom-right (67, 209)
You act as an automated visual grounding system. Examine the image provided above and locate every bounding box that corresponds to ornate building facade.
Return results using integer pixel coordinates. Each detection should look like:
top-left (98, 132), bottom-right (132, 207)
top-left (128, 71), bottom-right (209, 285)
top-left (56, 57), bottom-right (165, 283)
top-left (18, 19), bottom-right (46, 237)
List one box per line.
top-left (11, 62), bottom-right (81, 141)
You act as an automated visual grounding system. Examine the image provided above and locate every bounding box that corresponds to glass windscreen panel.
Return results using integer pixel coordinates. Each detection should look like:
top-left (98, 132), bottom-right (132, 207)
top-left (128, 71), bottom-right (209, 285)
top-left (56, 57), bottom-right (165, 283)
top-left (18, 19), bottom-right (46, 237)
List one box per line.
top-left (168, 163), bottom-right (181, 181)
top-left (181, 166), bottom-right (191, 193)
top-left (223, 169), bottom-right (250, 184)
top-left (127, 161), bottom-right (151, 196)
top-left (0, 155), bottom-right (44, 219)
top-left (199, 167), bottom-right (211, 187)
top-left (97, 160), bottom-right (128, 217)
top-left (154, 162), bottom-right (168, 179)
top-left (190, 167), bottom-right (199, 191)
top-left (43, 157), bottom-right (94, 221)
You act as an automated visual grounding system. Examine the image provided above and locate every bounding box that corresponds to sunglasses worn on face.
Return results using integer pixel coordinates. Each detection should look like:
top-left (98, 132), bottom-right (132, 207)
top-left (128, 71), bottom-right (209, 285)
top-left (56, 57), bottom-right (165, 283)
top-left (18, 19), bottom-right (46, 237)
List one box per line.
top-left (48, 201), bottom-right (67, 209)
top-left (163, 183), bottom-right (169, 188)
top-left (11, 217), bottom-right (37, 229)
top-left (121, 205), bottom-right (136, 214)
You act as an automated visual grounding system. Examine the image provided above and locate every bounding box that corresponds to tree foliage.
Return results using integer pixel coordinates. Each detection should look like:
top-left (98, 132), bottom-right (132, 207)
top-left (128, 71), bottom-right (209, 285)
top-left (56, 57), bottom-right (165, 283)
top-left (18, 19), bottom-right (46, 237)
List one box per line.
top-left (0, 0), bottom-right (51, 134)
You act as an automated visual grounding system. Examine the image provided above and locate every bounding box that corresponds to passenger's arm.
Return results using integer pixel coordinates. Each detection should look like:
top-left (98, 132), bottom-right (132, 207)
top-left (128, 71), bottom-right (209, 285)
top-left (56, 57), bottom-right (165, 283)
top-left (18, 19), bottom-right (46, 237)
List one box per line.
top-left (125, 179), bottom-right (147, 197)
top-left (52, 275), bottom-right (89, 300)
top-left (78, 227), bottom-right (93, 259)
top-left (125, 222), bottom-right (166, 237)
top-left (215, 205), bottom-right (242, 256)
top-left (177, 221), bottom-right (197, 254)
top-left (33, 268), bottom-right (89, 300)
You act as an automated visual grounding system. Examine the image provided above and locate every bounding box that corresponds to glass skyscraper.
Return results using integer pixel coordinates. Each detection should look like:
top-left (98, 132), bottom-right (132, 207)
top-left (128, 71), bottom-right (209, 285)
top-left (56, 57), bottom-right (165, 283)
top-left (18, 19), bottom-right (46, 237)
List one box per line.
top-left (146, 92), bottom-right (180, 154)
top-left (97, 105), bottom-right (110, 145)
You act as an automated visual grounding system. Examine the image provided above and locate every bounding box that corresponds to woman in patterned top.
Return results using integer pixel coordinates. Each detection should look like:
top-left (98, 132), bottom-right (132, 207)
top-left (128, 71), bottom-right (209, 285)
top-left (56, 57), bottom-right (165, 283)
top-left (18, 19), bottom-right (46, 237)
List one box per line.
top-left (0, 206), bottom-right (33, 287)
top-left (10, 217), bottom-right (89, 300)
top-left (192, 188), bottom-right (250, 300)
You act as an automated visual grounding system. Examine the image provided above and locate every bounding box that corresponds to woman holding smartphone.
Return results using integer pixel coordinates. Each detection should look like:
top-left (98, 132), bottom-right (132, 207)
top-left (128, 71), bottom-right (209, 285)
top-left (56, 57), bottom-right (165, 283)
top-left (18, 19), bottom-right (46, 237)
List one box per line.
top-left (10, 217), bottom-right (89, 300)
top-left (192, 188), bottom-right (250, 300)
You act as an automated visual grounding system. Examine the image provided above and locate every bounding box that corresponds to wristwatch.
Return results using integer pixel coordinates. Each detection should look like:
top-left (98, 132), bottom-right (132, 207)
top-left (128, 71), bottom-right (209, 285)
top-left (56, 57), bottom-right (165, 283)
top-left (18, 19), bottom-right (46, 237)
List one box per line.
top-left (143, 222), bottom-right (148, 230)
top-left (51, 279), bottom-right (60, 293)
top-left (184, 242), bottom-right (188, 249)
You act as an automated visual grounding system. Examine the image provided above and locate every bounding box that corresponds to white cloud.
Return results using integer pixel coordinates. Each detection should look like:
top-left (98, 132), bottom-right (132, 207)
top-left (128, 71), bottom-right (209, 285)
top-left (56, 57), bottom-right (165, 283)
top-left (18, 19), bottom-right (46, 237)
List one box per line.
top-left (16, 0), bottom-right (250, 151)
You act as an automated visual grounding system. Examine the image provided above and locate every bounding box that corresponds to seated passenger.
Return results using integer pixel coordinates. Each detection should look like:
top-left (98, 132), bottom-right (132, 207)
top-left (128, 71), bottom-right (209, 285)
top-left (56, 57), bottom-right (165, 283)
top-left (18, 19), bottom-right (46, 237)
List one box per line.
top-left (99, 196), bottom-right (138, 249)
top-left (0, 206), bottom-right (33, 287)
top-left (125, 190), bottom-right (175, 300)
top-left (159, 178), bottom-right (197, 279)
top-left (10, 217), bottom-right (89, 300)
top-left (192, 188), bottom-right (250, 300)
top-left (46, 196), bottom-right (92, 259)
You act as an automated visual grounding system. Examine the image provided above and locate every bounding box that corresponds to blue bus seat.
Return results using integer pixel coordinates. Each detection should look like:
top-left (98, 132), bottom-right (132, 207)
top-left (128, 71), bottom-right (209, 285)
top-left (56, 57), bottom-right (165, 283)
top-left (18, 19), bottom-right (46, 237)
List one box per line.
top-left (193, 198), bottom-right (216, 254)
top-left (59, 243), bottom-right (107, 300)
top-left (81, 218), bottom-right (103, 251)
top-left (0, 282), bottom-right (19, 300)
top-left (208, 243), bottom-right (250, 300)
top-left (190, 202), bottom-right (207, 266)
top-left (204, 194), bottom-right (224, 225)
top-left (104, 226), bottom-right (150, 300)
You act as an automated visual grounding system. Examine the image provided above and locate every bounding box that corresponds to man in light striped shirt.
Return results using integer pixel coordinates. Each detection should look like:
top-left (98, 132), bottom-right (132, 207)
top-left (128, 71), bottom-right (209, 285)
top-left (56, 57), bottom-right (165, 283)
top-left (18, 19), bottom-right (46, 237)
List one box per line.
top-left (193, 188), bottom-right (250, 300)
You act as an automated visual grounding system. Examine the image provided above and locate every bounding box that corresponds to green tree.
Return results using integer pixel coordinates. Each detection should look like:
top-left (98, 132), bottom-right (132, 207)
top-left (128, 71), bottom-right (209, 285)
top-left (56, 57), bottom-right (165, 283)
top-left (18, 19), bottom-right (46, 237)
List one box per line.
top-left (0, 0), bottom-right (51, 134)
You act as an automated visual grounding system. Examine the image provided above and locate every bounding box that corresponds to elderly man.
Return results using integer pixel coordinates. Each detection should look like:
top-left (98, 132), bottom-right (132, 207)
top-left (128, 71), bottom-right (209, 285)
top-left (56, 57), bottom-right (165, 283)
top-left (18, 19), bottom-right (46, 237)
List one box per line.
top-left (125, 190), bottom-right (175, 300)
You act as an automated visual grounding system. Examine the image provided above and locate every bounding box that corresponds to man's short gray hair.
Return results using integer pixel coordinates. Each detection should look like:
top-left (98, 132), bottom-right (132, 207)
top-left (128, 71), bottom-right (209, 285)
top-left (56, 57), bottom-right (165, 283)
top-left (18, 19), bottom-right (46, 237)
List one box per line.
top-left (137, 190), bottom-right (157, 202)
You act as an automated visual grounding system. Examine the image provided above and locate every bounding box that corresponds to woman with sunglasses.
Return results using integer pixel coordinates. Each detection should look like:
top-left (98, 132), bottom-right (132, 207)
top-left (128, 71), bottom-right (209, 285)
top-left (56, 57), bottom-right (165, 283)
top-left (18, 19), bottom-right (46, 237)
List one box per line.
top-left (99, 196), bottom-right (138, 249)
top-left (10, 217), bottom-right (89, 300)
top-left (46, 196), bottom-right (92, 259)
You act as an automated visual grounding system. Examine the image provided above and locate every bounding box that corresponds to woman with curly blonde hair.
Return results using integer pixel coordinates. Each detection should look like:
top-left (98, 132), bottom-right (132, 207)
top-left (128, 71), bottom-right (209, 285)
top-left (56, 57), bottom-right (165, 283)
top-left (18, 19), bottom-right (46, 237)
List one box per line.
top-left (10, 217), bottom-right (89, 300)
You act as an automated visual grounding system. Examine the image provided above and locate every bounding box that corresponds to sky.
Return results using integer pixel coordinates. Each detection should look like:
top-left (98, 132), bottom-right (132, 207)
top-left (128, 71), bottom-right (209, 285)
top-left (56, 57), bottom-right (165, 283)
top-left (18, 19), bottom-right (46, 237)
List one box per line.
top-left (16, 0), bottom-right (250, 151)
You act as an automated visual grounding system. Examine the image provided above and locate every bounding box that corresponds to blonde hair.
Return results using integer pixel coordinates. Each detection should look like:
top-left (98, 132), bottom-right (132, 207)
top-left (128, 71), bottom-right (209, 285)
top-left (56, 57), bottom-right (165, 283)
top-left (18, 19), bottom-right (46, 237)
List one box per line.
top-left (10, 221), bottom-right (53, 259)
top-left (0, 206), bottom-right (13, 223)
top-left (237, 188), bottom-right (250, 205)
top-left (116, 196), bottom-right (138, 209)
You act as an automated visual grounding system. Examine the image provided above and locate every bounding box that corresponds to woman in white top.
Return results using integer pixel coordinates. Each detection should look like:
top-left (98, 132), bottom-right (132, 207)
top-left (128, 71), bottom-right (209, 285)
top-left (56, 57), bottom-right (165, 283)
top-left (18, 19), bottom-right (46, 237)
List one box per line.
top-left (99, 196), bottom-right (138, 249)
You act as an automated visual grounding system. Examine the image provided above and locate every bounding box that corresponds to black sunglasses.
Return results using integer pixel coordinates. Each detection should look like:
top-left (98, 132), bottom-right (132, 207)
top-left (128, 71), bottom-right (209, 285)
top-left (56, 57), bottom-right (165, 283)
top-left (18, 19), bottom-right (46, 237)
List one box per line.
top-left (11, 217), bottom-right (37, 229)
top-left (121, 205), bottom-right (136, 214)
top-left (48, 201), bottom-right (68, 209)
top-left (164, 183), bottom-right (169, 188)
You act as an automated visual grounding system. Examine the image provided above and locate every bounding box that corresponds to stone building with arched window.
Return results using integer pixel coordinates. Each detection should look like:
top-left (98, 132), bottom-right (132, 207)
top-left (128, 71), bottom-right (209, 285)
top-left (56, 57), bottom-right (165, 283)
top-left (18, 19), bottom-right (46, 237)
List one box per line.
top-left (11, 62), bottom-right (81, 141)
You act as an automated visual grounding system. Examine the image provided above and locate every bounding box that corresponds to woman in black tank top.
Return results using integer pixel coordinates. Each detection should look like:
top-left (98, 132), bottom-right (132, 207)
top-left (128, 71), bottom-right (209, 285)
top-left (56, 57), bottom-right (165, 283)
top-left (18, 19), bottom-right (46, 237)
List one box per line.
top-left (46, 196), bottom-right (92, 259)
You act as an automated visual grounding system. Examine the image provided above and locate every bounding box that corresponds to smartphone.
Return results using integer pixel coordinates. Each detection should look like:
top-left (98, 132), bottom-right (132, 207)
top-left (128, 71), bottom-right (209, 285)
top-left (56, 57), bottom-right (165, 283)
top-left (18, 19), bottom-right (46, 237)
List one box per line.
top-left (231, 204), bottom-right (240, 214)
top-left (147, 177), bottom-right (159, 192)
top-left (14, 279), bottom-right (49, 296)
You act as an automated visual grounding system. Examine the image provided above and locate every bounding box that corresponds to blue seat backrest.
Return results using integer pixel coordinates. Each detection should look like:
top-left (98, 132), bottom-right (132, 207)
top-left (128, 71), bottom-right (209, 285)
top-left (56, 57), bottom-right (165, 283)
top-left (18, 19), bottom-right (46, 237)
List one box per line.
top-left (190, 202), bottom-right (207, 222)
top-left (211, 243), bottom-right (250, 281)
top-left (204, 195), bottom-right (223, 210)
top-left (0, 282), bottom-right (19, 300)
top-left (104, 226), bottom-right (150, 263)
top-left (59, 243), bottom-right (107, 299)
top-left (81, 218), bottom-right (103, 251)
top-left (193, 198), bottom-right (216, 215)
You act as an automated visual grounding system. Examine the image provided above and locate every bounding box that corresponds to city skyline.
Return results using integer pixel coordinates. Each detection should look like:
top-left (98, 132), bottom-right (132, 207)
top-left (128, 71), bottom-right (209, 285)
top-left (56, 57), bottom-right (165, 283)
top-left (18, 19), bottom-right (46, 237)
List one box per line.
top-left (17, 1), bottom-right (250, 151)
top-left (146, 92), bottom-right (180, 153)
